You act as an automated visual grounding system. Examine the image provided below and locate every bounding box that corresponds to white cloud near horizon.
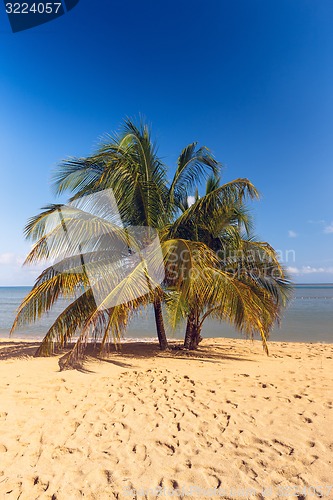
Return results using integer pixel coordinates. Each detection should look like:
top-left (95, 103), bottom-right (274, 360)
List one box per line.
top-left (0, 252), bottom-right (45, 286)
top-left (287, 265), bottom-right (333, 275)
top-left (288, 230), bottom-right (297, 238)
top-left (307, 219), bottom-right (325, 225)
top-left (307, 219), bottom-right (333, 234)
top-left (324, 222), bottom-right (333, 234)
top-left (0, 253), bottom-right (20, 265)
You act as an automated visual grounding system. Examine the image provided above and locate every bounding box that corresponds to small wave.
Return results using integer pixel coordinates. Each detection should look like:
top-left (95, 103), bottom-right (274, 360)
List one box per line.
top-left (0, 334), bottom-right (161, 343)
top-left (297, 296), bottom-right (333, 300)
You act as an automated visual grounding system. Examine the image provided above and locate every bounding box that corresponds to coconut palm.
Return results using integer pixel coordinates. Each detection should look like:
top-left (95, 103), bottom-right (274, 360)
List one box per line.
top-left (166, 176), bottom-right (292, 351)
top-left (11, 118), bottom-right (291, 368)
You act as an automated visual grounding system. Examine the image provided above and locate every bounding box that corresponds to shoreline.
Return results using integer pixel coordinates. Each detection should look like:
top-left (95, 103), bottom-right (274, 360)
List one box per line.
top-left (1, 335), bottom-right (333, 347)
top-left (0, 338), bottom-right (332, 498)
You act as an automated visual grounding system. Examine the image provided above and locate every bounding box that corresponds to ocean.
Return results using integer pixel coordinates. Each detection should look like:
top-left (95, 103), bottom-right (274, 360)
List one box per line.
top-left (0, 285), bottom-right (332, 343)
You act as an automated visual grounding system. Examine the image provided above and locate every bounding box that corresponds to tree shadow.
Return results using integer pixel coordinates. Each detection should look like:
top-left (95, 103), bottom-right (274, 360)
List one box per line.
top-left (0, 340), bottom-right (256, 368)
top-left (0, 341), bottom-right (41, 360)
top-left (90, 341), bottom-right (255, 365)
top-left (161, 342), bottom-right (255, 363)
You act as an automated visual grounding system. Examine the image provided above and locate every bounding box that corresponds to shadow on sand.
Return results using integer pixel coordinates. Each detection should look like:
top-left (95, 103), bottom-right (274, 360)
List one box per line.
top-left (0, 340), bottom-right (255, 368)
top-left (0, 341), bottom-right (41, 360)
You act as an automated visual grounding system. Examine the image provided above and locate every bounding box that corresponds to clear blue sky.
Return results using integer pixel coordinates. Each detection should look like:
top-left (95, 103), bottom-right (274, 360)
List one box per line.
top-left (1, 0), bottom-right (332, 285)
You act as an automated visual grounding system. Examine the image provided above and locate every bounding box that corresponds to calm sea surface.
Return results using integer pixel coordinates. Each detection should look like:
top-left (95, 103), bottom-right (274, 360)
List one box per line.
top-left (0, 285), bottom-right (332, 343)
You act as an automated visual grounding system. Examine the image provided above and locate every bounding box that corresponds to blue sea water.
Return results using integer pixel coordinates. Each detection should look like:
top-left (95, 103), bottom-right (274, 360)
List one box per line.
top-left (0, 285), bottom-right (332, 343)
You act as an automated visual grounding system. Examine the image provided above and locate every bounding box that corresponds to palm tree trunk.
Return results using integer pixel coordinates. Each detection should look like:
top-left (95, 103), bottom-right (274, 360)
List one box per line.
top-left (184, 311), bottom-right (200, 349)
top-left (184, 312), bottom-right (195, 349)
top-left (189, 324), bottom-right (202, 349)
top-left (184, 310), bottom-right (202, 350)
top-left (153, 296), bottom-right (169, 350)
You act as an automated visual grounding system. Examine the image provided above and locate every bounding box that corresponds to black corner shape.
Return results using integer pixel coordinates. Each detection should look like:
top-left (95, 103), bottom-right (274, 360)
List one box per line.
top-left (4, 0), bottom-right (81, 33)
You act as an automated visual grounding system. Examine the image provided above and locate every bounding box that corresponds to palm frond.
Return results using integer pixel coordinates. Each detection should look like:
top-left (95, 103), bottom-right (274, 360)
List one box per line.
top-left (165, 291), bottom-right (188, 331)
top-left (34, 289), bottom-right (96, 356)
top-left (11, 270), bottom-right (88, 333)
top-left (168, 143), bottom-right (220, 210)
top-left (170, 179), bottom-right (259, 237)
top-left (53, 157), bottom-right (105, 196)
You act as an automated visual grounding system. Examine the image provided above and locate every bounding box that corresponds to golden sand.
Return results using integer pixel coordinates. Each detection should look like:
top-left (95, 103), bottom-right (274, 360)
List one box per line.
top-left (0, 338), bottom-right (332, 499)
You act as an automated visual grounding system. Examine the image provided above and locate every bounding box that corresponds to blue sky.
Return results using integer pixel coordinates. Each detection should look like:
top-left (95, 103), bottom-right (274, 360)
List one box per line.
top-left (0, 0), bottom-right (332, 285)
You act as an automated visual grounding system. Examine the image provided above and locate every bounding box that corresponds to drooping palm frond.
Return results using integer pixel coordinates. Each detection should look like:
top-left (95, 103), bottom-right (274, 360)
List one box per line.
top-left (59, 280), bottom-right (158, 370)
top-left (221, 238), bottom-right (293, 308)
top-left (13, 246), bottom-right (164, 367)
top-left (161, 238), bottom-right (219, 293)
top-left (23, 202), bottom-right (147, 267)
top-left (164, 290), bottom-right (188, 331)
top-left (216, 237), bottom-right (291, 313)
top-left (13, 216), bottom-right (155, 332)
top-left (34, 288), bottom-right (96, 357)
top-left (183, 266), bottom-right (279, 353)
top-left (11, 270), bottom-right (88, 332)
top-left (24, 204), bottom-right (65, 242)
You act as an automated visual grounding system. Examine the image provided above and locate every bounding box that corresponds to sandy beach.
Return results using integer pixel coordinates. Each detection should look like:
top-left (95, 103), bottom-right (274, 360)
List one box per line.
top-left (0, 338), bottom-right (332, 499)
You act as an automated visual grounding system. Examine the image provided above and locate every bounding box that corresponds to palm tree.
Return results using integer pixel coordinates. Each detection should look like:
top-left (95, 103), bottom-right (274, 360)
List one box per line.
top-left (11, 118), bottom-right (292, 367)
top-left (166, 176), bottom-right (292, 352)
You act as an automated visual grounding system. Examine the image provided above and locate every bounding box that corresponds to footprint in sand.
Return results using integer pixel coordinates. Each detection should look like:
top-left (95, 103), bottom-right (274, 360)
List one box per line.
top-left (239, 459), bottom-right (258, 480)
top-left (111, 421), bottom-right (131, 443)
top-left (32, 476), bottom-right (50, 493)
top-left (132, 444), bottom-right (149, 463)
top-left (51, 446), bottom-right (82, 459)
top-left (226, 399), bottom-right (238, 408)
top-left (155, 440), bottom-right (176, 456)
top-left (104, 470), bottom-right (113, 485)
top-left (205, 473), bottom-right (222, 489)
top-left (0, 444), bottom-right (8, 453)
top-left (272, 439), bottom-right (294, 456)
